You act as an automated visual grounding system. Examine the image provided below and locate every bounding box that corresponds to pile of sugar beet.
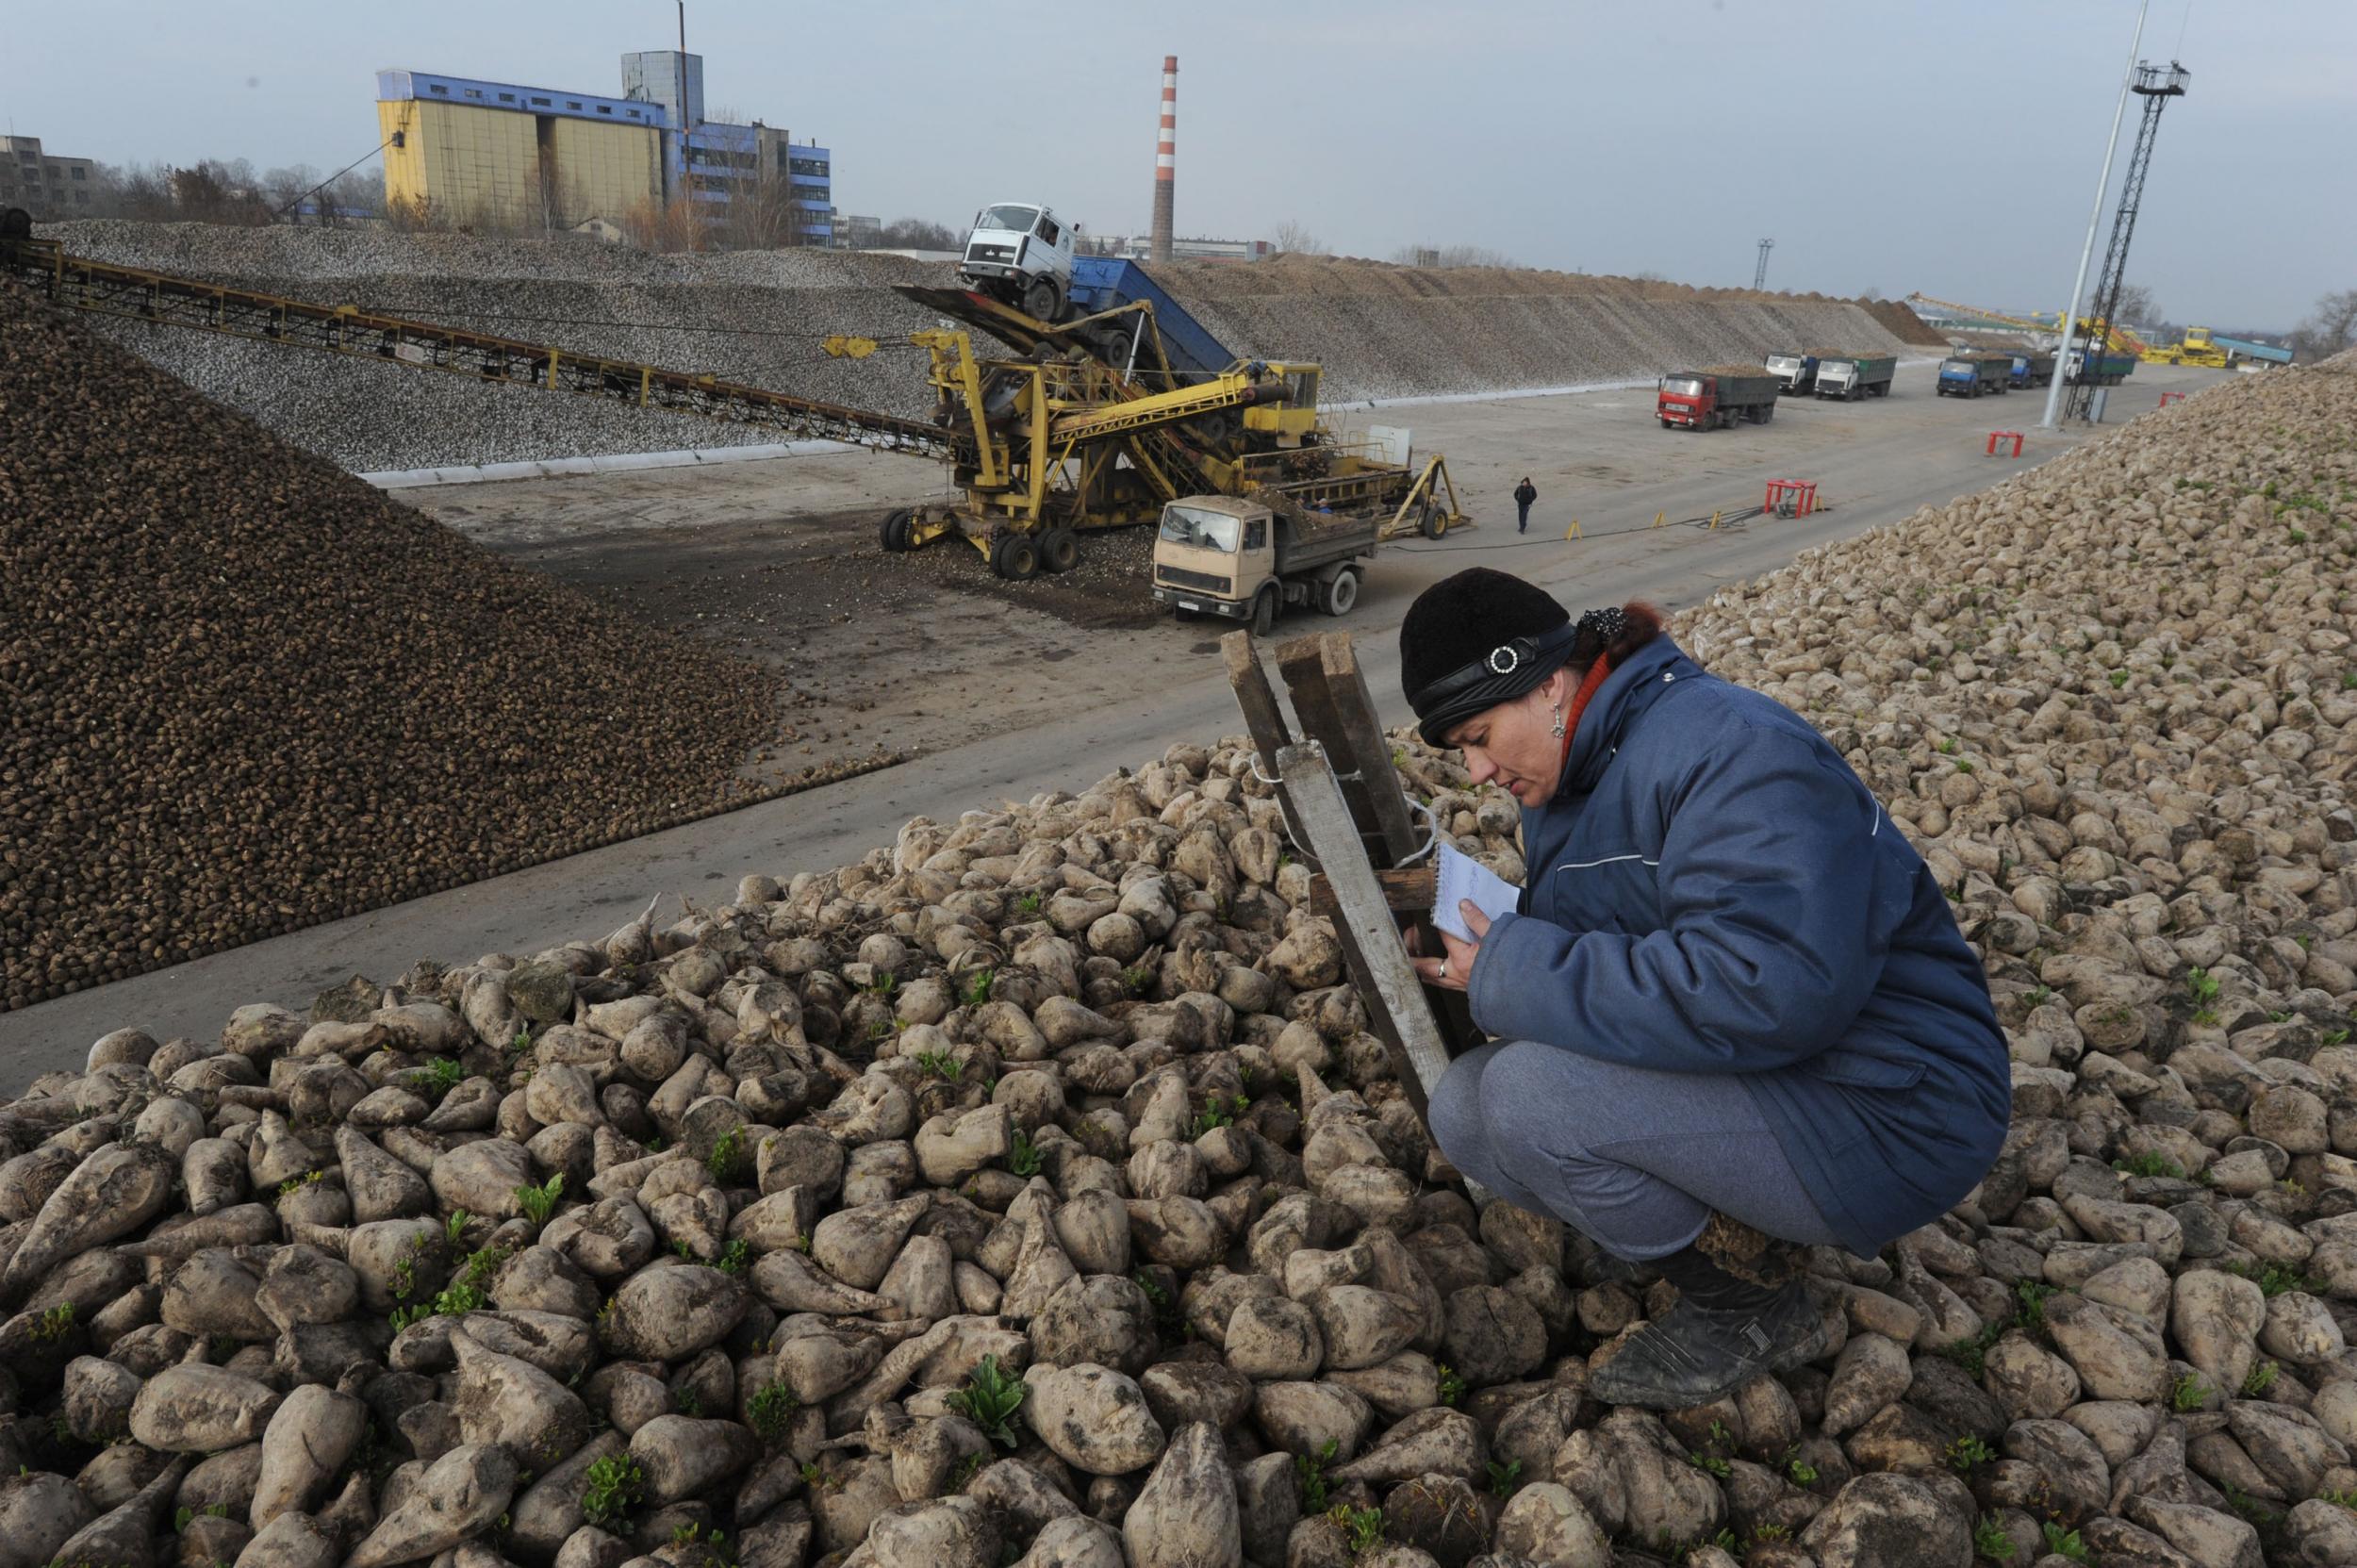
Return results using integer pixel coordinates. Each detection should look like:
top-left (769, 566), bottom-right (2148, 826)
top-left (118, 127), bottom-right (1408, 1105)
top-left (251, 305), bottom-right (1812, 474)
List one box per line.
top-left (6, 355), bottom-right (2357, 1568)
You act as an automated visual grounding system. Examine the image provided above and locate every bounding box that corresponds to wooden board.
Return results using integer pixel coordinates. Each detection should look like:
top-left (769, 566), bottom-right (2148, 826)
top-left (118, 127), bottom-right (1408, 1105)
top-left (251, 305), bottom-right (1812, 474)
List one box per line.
top-left (1275, 741), bottom-right (1459, 1122)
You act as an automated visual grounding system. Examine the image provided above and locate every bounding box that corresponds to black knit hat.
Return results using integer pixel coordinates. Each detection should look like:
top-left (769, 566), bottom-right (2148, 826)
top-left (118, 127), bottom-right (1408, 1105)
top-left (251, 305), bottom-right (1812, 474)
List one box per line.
top-left (1399, 569), bottom-right (1576, 745)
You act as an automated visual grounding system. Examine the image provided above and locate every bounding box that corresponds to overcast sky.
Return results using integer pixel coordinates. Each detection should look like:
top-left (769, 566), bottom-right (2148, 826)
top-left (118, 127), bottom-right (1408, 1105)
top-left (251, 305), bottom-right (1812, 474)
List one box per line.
top-left (5, 0), bottom-right (2344, 328)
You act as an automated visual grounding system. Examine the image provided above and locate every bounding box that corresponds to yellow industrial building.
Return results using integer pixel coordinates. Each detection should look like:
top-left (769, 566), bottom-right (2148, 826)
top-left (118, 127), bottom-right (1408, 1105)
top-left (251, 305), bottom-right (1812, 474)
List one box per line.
top-left (375, 70), bottom-right (664, 229)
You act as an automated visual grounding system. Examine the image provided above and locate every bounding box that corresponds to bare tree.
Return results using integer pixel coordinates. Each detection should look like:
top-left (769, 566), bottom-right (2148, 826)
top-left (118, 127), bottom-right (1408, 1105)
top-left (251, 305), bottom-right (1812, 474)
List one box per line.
top-left (260, 164), bottom-right (321, 221)
top-left (878, 218), bottom-right (958, 251)
top-left (2111, 282), bottom-right (2160, 328)
top-left (1271, 220), bottom-right (1326, 256)
top-left (323, 168), bottom-right (384, 225)
top-left (711, 174), bottom-right (801, 251)
top-left (2292, 289), bottom-right (2357, 362)
top-left (1390, 242), bottom-right (1519, 270)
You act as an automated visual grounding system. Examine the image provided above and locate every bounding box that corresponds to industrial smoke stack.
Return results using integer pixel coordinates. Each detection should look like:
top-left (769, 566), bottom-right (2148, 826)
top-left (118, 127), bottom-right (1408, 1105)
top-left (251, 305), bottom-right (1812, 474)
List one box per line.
top-left (1150, 55), bottom-right (1176, 265)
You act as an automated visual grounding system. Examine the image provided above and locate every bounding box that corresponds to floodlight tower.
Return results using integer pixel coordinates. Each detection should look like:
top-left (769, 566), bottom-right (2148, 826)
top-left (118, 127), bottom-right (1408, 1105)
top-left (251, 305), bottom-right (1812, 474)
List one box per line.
top-left (2064, 60), bottom-right (2189, 421)
top-left (1753, 238), bottom-right (1773, 291)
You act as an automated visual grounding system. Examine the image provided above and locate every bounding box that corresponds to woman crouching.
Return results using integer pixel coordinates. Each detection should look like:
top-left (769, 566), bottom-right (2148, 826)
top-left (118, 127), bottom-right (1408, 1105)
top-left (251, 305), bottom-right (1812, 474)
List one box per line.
top-left (1399, 568), bottom-right (2008, 1409)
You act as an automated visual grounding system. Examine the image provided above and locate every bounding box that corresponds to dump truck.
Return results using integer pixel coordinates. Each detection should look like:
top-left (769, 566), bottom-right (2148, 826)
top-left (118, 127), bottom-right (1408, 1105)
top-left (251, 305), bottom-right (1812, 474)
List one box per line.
top-left (1813, 353), bottom-right (1897, 401)
top-left (1764, 353), bottom-right (1819, 395)
top-left (1937, 355), bottom-right (2012, 398)
top-left (2006, 352), bottom-right (2058, 388)
top-left (2064, 349), bottom-right (2137, 387)
top-left (1657, 366), bottom-right (1781, 430)
top-left (958, 202), bottom-right (1078, 322)
top-left (1063, 256), bottom-right (1231, 381)
top-left (1151, 496), bottom-right (1380, 634)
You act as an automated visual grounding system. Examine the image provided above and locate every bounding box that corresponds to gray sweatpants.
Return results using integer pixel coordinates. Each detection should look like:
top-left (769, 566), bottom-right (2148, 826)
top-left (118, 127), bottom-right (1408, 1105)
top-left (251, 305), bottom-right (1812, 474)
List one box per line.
top-left (1428, 1040), bottom-right (1844, 1262)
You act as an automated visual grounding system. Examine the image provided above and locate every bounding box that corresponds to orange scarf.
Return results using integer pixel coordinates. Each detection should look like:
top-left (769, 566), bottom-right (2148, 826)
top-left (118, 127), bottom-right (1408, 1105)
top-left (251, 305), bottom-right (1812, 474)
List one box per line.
top-left (1556, 654), bottom-right (1615, 779)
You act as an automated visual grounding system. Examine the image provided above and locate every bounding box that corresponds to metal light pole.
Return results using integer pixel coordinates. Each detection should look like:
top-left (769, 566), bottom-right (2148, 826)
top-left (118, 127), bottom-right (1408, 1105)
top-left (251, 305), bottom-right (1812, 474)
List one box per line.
top-left (2040, 0), bottom-right (2149, 429)
top-left (1753, 238), bottom-right (1773, 291)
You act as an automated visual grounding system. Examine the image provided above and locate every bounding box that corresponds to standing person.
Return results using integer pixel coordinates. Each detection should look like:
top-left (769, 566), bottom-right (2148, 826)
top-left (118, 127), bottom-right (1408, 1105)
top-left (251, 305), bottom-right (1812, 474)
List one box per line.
top-left (1512, 476), bottom-right (1537, 534)
top-left (1396, 568), bottom-right (2008, 1408)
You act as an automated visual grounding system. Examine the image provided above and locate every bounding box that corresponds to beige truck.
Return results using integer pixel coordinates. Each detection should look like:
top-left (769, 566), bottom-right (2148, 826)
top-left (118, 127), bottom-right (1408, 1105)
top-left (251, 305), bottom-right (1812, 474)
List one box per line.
top-left (1149, 495), bottom-right (1378, 635)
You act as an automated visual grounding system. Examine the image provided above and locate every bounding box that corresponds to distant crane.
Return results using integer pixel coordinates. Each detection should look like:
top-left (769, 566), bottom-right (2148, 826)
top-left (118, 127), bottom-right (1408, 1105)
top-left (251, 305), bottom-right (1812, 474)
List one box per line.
top-left (1753, 239), bottom-right (1773, 291)
top-left (2065, 60), bottom-right (2189, 420)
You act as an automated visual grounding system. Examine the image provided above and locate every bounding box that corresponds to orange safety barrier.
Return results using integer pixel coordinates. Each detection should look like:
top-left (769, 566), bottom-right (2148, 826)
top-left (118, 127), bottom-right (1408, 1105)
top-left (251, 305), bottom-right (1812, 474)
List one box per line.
top-left (1763, 479), bottom-right (1818, 518)
top-left (1986, 431), bottom-right (2024, 457)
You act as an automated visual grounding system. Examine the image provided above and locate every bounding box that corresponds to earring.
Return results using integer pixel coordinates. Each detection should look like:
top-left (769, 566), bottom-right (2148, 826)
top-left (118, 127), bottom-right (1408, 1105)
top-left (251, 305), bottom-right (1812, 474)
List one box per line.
top-left (1550, 706), bottom-right (1566, 738)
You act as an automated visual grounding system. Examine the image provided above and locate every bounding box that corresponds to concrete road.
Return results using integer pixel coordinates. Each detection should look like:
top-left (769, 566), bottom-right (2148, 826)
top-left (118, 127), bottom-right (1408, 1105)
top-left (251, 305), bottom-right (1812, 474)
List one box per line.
top-left (0, 363), bottom-right (2215, 1083)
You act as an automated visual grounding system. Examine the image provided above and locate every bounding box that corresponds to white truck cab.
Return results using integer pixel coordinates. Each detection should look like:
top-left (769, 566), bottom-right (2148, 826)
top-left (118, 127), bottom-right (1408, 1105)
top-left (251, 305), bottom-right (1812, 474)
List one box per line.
top-left (960, 203), bottom-right (1076, 322)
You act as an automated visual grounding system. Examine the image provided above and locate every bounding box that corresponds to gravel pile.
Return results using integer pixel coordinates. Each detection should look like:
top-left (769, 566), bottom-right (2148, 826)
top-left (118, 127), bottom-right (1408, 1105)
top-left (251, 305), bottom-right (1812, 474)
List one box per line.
top-left (33, 223), bottom-right (1937, 470)
top-left (8, 354), bottom-right (2357, 1567)
top-left (0, 282), bottom-right (790, 1012)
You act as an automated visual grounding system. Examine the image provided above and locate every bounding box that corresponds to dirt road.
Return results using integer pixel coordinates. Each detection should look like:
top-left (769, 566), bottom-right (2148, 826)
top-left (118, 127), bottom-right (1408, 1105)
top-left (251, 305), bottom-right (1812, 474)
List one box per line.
top-left (0, 363), bottom-right (2219, 1075)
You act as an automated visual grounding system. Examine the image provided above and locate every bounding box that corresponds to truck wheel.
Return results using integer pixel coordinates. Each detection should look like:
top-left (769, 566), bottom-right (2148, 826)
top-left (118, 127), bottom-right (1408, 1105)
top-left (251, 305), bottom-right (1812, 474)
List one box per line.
top-left (1659, 418), bottom-right (1673, 430)
top-left (879, 509), bottom-right (914, 552)
top-left (1321, 568), bottom-right (1360, 617)
top-left (992, 534), bottom-right (1041, 582)
top-left (1039, 527), bottom-right (1080, 574)
top-left (1755, 404), bottom-right (1774, 423)
top-left (1418, 500), bottom-right (1445, 539)
top-left (1249, 586), bottom-right (1278, 637)
top-left (1022, 276), bottom-right (1062, 322)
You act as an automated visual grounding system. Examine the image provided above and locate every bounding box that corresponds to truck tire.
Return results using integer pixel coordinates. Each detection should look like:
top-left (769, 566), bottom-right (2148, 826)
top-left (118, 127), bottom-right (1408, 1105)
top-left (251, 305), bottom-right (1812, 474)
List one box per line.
top-left (1755, 404), bottom-right (1774, 423)
top-left (1321, 568), bottom-right (1360, 618)
top-left (1660, 418), bottom-right (1673, 430)
top-left (879, 508), bottom-right (914, 552)
top-left (1022, 276), bottom-right (1062, 322)
top-left (1039, 527), bottom-right (1080, 574)
top-left (992, 534), bottom-right (1041, 582)
top-left (1249, 586), bottom-right (1278, 637)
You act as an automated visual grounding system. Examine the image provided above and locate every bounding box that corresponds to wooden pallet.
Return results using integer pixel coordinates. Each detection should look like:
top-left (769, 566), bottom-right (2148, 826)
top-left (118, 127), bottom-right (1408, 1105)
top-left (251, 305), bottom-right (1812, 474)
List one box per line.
top-left (1222, 630), bottom-right (1485, 1122)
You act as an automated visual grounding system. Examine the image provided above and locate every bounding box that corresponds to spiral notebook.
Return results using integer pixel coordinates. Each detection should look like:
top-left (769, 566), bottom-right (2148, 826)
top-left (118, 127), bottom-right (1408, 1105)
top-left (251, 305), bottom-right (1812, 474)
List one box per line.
top-left (1432, 841), bottom-right (1521, 942)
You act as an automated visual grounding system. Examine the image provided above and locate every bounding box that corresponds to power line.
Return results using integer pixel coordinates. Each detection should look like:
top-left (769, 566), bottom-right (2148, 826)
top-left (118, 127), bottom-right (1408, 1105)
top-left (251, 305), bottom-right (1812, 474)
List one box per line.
top-left (275, 134), bottom-right (399, 222)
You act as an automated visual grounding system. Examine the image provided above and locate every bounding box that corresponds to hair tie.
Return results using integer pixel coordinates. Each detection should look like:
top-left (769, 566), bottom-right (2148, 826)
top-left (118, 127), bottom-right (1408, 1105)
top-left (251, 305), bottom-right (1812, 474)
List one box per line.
top-left (1574, 606), bottom-right (1626, 652)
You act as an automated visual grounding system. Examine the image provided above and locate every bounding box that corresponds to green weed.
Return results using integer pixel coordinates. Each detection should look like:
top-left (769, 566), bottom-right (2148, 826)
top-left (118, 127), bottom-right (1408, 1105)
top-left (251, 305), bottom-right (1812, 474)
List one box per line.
top-left (515, 1173), bottom-right (565, 1226)
top-left (1946, 1435), bottom-right (1997, 1472)
top-left (915, 1049), bottom-right (965, 1081)
top-left (947, 1355), bottom-right (1027, 1447)
top-left (1014, 890), bottom-right (1044, 916)
top-left (2244, 1360), bottom-right (2280, 1397)
top-left (706, 1126), bottom-right (748, 1184)
top-left (409, 1056), bottom-right (465, 1102)
top-left (1328, 1504), bottom-right (1384, 1555)
top-left (1436, 1363), bottom-right (1467, 1407)
top-left (2185, 966), bottom-right (2221, 1005)
top-left (579, 1454), bottom-right (643, 1528)
top-left (2171, 1372), bottom-right (2210, 1411)
top-left (716, 1239), bottom-right (751, 1276)
top-left (31, 1303), bottom-right (75, 1343)
top-left (962, 968), bottom-right (997, 1008)
top-left (1485, 1459), bottom-right (1521, 1498)
top-left (1295, 1439), bottom-right (1340, 1512)
top-left (2113, 1150), bottom-right (2185, 1180)
top-left (1974, 1516), bottom-right (2018, 1560)
top-left (1007, 1128), bottom-right (1042, 1178)
top-left (747, 1380), bottom-right (799, 1444)
top-left (2041, 1521), bottom-right (2087, 1562)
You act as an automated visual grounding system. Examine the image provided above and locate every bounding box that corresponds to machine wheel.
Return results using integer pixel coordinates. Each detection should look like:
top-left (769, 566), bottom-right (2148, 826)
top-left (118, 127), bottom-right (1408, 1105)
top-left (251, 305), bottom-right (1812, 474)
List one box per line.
top-left (1249, 586), bottom-right (1278, 637)
top-left (1755, 404), bottom-right (1774, 423)
top-left (992, 534), bottom-right (1042, 581)
top-left (1660, 418), bottom-right (1673, 430)
top-left (1321, 568), bottom-right (1360, 618)
top-left (879, 508), bottom-right (914, 552)
top-left (1022, 276), bottom-right (1062, 322)
top-left (1039, 527), bottom-right (1080, 574)
top-left (1418, 499), bottom-right (1445, 539)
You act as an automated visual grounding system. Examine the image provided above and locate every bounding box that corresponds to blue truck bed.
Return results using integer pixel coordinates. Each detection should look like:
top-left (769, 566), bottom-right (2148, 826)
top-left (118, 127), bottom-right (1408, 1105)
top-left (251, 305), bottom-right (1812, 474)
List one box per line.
top-left (1068, 257), bottom-right (1233, 381)
top-left (2211, 335), bottom-right (2295, 366)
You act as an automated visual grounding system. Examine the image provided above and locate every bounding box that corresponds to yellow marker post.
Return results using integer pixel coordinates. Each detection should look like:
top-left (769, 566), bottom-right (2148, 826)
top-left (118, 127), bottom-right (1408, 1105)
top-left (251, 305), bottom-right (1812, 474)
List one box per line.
top-left (1708, 510), bottom-right (1722, 531)
top-left (1651, 510), bottom-right (1666, 529)
top-left (1563, 520), bottom-right (1582, 539)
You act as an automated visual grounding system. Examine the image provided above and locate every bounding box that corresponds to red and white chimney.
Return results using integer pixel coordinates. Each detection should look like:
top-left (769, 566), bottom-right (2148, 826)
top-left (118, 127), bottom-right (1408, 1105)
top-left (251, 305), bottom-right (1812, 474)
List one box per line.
top-left (1150, 55), bottom-right (1176, 265)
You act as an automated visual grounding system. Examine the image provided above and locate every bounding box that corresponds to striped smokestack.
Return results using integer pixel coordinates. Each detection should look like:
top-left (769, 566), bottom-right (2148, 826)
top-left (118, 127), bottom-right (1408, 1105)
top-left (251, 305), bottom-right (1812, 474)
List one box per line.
top-left (1150, 55), bottom-right (1176, 265)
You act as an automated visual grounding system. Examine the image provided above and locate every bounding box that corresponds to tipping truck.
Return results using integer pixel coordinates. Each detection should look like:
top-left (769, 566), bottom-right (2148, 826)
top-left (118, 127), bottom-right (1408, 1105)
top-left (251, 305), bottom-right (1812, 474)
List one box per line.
top-left (958, 201), bottom-right (1078, 322)
top-left (2007, 351), bottom-right (2058, 388)
top-left (1657, 366), bottom-right (1781, 430)
top-left (1813, 352), bottom-right (1897, 401)
top-left (1151, 497), bottom-right (1377, 635)
top-left (1764, 352), bottom-right (1819, 395)
top-left (1937, 355), bottom-right (2012, 398)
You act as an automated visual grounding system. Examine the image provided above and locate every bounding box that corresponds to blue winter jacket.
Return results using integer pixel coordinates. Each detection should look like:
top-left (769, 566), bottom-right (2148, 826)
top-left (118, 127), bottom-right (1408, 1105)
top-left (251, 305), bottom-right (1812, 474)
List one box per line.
top-left (1465, 634), bottom-right (2010, 1257)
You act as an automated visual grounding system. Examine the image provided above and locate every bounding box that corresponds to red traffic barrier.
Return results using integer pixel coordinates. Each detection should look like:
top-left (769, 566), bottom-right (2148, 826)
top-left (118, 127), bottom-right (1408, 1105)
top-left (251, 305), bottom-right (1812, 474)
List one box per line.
top-left (1986, 431), bottom-right (2024, 457)
top-left (2159, 390), bottom-right (2186, 406)
top-left (1763, 479), bottom-right (1818, 519)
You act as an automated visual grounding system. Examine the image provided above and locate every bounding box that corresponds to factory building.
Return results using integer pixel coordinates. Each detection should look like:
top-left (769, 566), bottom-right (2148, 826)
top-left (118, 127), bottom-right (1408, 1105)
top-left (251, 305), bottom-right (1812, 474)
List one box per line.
top-left (374, 50), bottom-right (831, 244)
top-left (1, 136), bottom-right (102, 218)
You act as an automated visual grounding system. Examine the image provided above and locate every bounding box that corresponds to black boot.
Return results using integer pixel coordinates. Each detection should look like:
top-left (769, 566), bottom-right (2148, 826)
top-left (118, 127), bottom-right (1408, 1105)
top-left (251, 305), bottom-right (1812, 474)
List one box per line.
top-left (1587, 1243), bottom-right (1829, 1410)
